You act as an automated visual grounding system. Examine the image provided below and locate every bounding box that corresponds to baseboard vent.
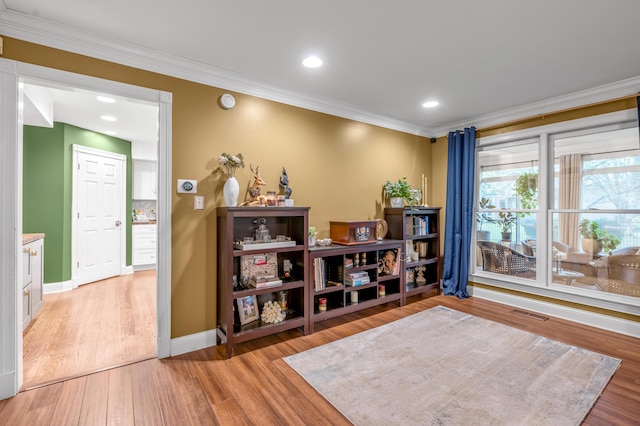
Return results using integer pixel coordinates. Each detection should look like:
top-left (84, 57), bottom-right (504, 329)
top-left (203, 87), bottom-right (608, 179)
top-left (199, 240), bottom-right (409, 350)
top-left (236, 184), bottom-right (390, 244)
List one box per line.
top-left (511, 309), bottom-right (549, 321)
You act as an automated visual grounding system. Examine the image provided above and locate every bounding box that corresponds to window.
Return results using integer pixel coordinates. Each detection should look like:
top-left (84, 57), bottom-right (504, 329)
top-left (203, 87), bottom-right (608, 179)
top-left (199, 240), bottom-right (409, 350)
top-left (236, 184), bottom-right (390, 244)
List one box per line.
top-left (474, 113), bottom-right (640, 303)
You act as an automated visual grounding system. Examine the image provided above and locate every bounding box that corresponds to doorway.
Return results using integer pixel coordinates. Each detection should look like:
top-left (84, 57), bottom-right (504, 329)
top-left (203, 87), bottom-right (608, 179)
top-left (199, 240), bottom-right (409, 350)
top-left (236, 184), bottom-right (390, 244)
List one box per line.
top-left (0, 58), bottom-right (172, 398)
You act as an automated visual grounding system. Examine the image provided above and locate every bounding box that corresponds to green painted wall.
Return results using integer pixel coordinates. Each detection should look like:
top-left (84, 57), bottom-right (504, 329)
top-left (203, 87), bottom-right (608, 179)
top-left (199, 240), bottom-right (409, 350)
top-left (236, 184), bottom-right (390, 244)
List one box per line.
top-left (23, 122), bottom-right (133, 283)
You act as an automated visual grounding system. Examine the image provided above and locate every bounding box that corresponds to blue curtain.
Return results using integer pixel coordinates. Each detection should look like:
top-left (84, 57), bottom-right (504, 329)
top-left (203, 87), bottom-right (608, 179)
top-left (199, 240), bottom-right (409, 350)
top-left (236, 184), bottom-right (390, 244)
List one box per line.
top-left (441, 127), bottom-right (476, 298)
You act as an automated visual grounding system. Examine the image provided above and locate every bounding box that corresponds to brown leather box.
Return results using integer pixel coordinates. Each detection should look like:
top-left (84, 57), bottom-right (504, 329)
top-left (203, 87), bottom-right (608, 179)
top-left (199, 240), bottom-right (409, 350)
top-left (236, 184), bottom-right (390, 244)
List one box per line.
top-left (330, 220), bottom-right (378, 245)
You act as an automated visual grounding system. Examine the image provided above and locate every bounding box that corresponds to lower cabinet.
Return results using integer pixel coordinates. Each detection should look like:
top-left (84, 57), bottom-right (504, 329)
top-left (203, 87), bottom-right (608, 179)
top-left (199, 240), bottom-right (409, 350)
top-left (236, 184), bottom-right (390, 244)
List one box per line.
top-left (133, 224), bottom-right (157, 268)
top-left (308, 240), bottom-right (404, 333)
top-left (22, 236), bottom-right (44, 330)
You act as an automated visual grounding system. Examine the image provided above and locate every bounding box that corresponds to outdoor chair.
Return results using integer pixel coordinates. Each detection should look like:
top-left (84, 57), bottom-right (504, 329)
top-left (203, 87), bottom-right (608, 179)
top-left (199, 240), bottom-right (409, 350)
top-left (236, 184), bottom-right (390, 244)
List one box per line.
top-left (595, 253), bottom-right (640, 297)
top-left (477, 241), bottom-right (536, 278)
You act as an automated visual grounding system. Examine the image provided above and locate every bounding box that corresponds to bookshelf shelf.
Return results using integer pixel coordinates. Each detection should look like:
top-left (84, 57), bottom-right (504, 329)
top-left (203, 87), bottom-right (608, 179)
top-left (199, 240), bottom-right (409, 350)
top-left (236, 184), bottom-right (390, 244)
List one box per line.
top-left (384, 207), bottom-right (442, 302)
top-left (217, 207), bottom-right (310, 358)
top-left (308, 240), bottom-right (403, 333)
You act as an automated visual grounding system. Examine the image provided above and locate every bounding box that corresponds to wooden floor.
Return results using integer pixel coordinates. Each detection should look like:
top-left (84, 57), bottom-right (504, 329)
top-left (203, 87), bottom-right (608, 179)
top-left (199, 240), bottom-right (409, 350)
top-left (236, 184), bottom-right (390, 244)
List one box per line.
top-left (22, 270), bottom-right (157, 389)
top-left (3, 293), bottom-right (640, 425)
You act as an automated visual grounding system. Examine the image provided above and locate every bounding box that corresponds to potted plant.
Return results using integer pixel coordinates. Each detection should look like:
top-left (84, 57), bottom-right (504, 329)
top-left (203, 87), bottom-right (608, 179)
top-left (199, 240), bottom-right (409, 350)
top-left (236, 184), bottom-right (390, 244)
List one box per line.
top-left (308, 226), bottom-right (317, 247)
top-left (497, 210), bottom-right (517, 241)
top-left (514, 172), bottom-right (538, 210)
top-left (476, 197), bottom-right (496, 240)
top-left (578, 219), bottom-right (620, 254)
top-left (383, 177), bottom-right (413, 207)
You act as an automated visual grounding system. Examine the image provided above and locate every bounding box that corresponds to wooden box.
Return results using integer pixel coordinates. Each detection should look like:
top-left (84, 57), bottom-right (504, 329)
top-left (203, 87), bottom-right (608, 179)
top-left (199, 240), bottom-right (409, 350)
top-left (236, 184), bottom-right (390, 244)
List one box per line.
top-left (330, 220), bottom-right (377, 245)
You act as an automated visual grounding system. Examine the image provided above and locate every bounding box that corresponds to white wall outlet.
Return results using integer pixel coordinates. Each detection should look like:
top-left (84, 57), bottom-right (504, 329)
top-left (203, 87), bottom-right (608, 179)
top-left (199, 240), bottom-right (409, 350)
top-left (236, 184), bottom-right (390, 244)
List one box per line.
top-left (194, 196), bottom-right (204, 210)
top-left (177, 179), bottom-right (197, 193)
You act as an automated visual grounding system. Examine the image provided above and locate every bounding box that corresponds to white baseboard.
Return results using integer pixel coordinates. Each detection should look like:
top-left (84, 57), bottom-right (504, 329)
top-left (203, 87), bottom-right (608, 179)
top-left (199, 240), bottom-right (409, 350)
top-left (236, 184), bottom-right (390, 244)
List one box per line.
top-left (133, 264), bottom-right (156, 272)
top-left (170, 329), bottom-right (217, 357)
top-left (43, 280), bottom-right (73, 294)
top-left (470, 286), bottom-right (640, 338)
top-left (0, 371), bottom-right (16, 400)
top-left (124, 265), bottom-right (134, 275)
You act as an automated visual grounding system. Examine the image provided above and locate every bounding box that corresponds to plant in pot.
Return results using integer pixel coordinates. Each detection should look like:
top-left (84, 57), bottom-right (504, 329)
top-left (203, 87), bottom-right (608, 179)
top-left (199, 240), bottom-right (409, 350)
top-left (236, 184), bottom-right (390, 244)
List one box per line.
top-left (514, 172), bottom-right (538, 210)
top-left (497, 210), bottom-right (517, 241)
top-left (383, 177), bottom-right (413, 208)
top-left (578, 219), bottom-right (620, 254)
top-left (476, 197), bottom-right (496, 241)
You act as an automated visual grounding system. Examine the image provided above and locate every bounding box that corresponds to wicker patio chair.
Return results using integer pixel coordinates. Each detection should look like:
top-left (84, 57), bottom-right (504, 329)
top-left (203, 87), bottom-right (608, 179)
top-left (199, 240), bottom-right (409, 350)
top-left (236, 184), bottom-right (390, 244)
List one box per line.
top-left (477, 240), bottom-right (536, 278)
top-left (595, 254), bottom-right (640, 297)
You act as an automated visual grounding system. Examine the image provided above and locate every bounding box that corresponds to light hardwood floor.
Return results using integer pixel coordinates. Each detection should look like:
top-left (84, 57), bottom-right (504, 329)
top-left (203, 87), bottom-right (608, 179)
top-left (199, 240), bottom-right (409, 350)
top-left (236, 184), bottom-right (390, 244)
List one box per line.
top-left (22, 270), bottom-right (157, 390)
top-left (3, 292), bottom-right (640, 425)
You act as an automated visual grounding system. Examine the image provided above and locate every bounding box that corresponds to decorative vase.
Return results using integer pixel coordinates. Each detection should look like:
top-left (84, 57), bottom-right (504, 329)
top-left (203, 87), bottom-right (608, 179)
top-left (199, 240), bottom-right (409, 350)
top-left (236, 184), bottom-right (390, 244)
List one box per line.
top-left (581, 238), bottom-right (602, 254)
top-left (390, 197), bottom-right (403, 208)
top-left (223, 176), bottom-right (240, 207)
top-left (309, 235), bottom-right (316, 247)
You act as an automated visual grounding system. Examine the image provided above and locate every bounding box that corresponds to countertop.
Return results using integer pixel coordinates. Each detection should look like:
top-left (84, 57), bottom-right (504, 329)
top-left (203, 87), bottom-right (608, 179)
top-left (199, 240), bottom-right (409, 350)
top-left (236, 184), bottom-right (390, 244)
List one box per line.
top-left (23, 233), bottom-right (45, 245)
top-left (133, 220), bottom-right (157, 225)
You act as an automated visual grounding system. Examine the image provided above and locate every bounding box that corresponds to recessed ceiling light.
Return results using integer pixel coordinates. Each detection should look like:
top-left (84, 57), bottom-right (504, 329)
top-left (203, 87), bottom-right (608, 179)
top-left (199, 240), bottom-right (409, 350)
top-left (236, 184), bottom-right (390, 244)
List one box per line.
top-left (101, 115), bottom-right (117, 122)
top-left (303, 56), bottom-right (323, 68)
top-left (97, 95), bottom-right (116, 103)
top-left (422, 101), bottom-right (440, 108)
top-left (104, 130), bottom-right (117, 136)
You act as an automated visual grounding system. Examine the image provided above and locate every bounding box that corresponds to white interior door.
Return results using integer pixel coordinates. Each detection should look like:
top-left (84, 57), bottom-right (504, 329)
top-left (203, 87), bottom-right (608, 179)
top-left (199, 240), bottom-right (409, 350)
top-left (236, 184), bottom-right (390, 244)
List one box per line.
top-left (74, 145), bottom-right (125, 286)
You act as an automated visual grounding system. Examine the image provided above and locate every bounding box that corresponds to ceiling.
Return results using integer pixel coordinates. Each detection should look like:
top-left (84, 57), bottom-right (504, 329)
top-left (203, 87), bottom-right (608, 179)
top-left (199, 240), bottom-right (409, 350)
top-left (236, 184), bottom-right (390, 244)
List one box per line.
top-left (4, 0), bottom-right (640, 138)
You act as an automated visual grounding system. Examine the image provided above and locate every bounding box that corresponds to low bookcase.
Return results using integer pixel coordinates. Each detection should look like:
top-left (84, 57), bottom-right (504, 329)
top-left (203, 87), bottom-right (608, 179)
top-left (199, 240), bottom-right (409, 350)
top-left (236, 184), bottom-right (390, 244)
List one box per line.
top-left (307, 240), bottom-right (403, 333)
top-left (216, 207), bottom-right (309, 358)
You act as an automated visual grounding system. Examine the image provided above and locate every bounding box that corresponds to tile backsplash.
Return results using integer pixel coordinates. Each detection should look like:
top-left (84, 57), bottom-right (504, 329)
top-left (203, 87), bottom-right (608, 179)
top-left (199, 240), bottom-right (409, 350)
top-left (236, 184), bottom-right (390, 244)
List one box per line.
top-left (132, 200), bottom-right (157, 220)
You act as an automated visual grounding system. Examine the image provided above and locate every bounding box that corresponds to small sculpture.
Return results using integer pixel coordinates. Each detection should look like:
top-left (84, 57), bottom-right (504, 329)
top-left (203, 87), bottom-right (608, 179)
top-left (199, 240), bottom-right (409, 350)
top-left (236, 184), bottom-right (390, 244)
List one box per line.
top-left (241, 164), bottom-right (266, 206)
top-left (279, 167), bottom-right (292, 199)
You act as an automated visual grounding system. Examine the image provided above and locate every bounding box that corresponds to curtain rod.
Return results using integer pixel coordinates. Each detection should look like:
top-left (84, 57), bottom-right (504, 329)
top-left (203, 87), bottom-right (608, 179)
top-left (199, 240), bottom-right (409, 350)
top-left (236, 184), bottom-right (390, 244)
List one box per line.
top-left (479, 93), bottom-right (639, 133)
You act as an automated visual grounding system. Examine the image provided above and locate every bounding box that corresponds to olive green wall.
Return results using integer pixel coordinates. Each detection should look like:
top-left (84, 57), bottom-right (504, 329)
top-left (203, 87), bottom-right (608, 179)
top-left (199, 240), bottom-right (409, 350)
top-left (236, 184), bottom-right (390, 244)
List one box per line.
top-left (4, 37), bottom-right (432, 338)
top-left (23, 123), bottom-right (66, 282)
top-left (23, 122), bottom-right (133, 283)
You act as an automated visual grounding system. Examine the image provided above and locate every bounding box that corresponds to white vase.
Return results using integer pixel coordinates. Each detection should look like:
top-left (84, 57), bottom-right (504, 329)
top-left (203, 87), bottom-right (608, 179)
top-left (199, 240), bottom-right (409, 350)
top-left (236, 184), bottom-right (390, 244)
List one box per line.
top-left (390, 197), bottom-right (404, 208)
top-left (223, 176), bottom-right (240, 207)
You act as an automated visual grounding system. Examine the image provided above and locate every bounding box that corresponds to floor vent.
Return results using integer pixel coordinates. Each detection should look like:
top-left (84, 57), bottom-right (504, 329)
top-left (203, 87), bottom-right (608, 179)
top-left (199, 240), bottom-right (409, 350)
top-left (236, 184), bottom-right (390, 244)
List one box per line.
top-left (511, 309), bottom-right (549, 321)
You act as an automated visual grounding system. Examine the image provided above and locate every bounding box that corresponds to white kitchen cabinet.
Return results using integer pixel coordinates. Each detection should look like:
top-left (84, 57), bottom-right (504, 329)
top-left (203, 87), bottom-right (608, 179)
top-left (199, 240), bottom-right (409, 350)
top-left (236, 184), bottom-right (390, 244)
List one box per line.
top-left (133, 160), bottom-right (157, 200)
top-left (133, 224), bottom-right (157, 268)
top-left (22, 235), bottom-right (44, 330)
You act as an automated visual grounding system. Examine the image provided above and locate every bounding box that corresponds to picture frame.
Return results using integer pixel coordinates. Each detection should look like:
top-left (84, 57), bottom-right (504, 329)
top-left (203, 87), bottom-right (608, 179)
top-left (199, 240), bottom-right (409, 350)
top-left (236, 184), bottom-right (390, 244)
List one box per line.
top-left (379, 248), bottom-right (401, 276)
top-left (237, 295), bottom-right (259, 325)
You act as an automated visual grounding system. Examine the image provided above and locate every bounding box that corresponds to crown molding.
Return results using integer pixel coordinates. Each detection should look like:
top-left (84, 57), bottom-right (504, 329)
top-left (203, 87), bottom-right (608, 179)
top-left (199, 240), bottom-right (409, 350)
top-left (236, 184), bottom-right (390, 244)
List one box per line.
top-left (2, 7), bottom-right (638, 140)
top-left (0, 8), bottom-right (432, 137)
top-left (433, 76), bottom-right (640, 137)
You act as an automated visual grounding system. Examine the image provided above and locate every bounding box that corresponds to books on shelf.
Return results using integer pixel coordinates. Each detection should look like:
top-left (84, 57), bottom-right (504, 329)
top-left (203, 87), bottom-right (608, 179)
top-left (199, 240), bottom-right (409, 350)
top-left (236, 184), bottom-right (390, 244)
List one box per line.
top-left (314, 258), bottom-right (326, 291)
top-left (406, 216), bottom-right (429, 236)
top-left (345, 271), bottom-right (370, 286)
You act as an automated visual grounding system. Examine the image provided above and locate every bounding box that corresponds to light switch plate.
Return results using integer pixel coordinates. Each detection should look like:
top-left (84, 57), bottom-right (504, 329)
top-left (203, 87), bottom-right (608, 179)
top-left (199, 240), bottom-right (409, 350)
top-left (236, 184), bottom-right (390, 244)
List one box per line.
top-left (194, 196), bottom-right (204, 210)
top-left (177, 179), bottom-right (197, 193)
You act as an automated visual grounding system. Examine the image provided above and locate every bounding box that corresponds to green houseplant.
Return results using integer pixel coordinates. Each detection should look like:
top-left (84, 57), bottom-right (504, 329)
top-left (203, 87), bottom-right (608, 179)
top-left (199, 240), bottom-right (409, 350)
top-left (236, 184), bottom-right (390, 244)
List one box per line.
top-left (497, 210), bottom-right (517, 241)
top-left (476, 197), bottom-right (496, 240)
top-left (383, 177), bottom-right (413, 207)
top-left (514, 172), bottom-right (538, 210)
top-left (578, 219), bottom-right (620, 253)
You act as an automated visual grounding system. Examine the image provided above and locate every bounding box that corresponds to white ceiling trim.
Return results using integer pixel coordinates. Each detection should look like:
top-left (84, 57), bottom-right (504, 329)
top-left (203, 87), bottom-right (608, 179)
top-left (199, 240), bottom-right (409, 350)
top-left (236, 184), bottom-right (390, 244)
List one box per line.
top-left (1, 5), bottom-right (638, 139)
top-left (434, 77), bottom-right (640, 137)
top-left (0, 7), bottom-right (430, 137)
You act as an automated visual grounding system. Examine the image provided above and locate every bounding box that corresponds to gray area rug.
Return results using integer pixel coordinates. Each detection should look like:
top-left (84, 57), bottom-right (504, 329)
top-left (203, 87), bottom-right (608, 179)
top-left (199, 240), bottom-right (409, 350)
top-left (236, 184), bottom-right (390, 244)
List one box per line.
top-left (284, 306), bottom-right (620, 425)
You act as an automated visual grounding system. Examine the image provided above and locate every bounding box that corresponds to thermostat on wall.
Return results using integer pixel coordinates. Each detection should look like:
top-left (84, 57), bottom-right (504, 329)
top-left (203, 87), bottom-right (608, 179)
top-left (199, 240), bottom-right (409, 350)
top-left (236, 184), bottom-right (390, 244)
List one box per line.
top-left (177, 179), bottom-right (198, 193)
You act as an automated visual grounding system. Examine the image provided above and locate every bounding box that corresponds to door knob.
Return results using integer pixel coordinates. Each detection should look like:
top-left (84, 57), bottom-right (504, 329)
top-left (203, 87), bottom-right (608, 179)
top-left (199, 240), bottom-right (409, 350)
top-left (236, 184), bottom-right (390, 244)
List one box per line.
top-left (115, 220), bottom-right (122, 227)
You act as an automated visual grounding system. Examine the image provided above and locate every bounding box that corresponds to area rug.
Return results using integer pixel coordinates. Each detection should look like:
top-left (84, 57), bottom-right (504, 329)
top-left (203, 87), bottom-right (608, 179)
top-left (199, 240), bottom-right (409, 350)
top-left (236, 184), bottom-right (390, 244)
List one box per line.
top-left (284, 306), bottom-right (620, 425)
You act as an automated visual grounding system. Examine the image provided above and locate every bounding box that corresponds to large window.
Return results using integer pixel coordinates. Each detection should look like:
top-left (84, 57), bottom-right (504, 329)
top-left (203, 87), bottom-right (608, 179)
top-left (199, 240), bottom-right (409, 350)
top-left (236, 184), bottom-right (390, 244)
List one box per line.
top-left (474, 113), bottom-right (640, 303)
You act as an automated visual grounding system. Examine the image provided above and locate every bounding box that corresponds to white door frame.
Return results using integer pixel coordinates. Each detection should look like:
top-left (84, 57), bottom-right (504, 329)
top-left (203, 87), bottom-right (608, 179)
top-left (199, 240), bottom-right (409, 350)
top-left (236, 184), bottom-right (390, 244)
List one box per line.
top-left (0, 58), bottom-right (173, 399)
top-left (72, 145), bottom-right (127, 287)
